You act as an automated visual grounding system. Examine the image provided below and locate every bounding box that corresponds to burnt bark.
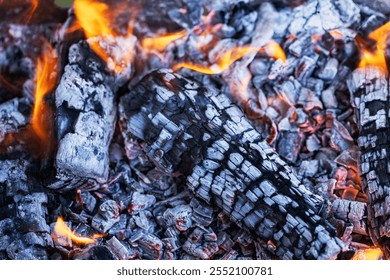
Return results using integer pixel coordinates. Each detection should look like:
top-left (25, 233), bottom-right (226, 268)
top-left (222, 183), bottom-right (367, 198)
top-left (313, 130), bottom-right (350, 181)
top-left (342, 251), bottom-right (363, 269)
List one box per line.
top-left (347, 66), bottom-right (390, 257)
top-left (119, 69), bottom-right (345, 259)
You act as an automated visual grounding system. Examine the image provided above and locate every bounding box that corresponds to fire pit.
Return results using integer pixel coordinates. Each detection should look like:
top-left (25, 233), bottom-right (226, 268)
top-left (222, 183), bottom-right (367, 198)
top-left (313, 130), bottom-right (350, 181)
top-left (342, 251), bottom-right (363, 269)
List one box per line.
top-left (0, 0), bottom-right (389, 260)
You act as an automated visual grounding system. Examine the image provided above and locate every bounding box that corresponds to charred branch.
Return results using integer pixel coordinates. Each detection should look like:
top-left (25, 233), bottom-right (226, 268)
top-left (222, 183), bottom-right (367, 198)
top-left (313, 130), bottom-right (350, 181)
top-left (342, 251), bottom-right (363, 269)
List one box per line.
top-left (119, 69), bottom-right (345, 259)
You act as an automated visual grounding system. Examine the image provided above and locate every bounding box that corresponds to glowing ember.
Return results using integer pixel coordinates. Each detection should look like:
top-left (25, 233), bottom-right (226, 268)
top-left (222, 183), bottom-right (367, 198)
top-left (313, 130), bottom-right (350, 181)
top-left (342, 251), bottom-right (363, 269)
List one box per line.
top-left (53, 217), bottom-right (105, 246)
top-left (142, 30), bottom-right (187, 52)
top-left (358, 21), bottom-right (390, 72)
top-left (174, 41), bottom-right (286, 75)
top-left (352, 248), bottom-right (383, 260)
top-left (31, 44), bottom-right (57, 150)
top-left (74, 0), bottom-right (135, 73)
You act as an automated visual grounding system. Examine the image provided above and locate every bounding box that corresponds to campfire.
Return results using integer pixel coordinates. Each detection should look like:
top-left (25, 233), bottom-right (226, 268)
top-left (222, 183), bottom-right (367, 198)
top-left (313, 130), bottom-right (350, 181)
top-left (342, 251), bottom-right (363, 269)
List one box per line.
top-left (0, 0), bottom-right (389, 260)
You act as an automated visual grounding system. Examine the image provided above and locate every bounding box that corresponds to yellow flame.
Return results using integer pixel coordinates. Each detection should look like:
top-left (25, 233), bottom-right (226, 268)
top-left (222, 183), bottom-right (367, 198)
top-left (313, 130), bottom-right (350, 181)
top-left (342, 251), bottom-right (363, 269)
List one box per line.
top-left (174, 41), bottom-right (286, 75)
top-left (358, 21), bottom-right (390, 72)
top-left (352, 248), bottom-right (383, 260)
top-left (74, 0), bottom-right (135, 73)
top-left (53, 217), bottom-right (105, 246)
top-left (142, 30), bottom-right (187, 52)
top-left (32, 44), bottom-right (57, 148)
top-left (260, 40), bottom-right (287, 62)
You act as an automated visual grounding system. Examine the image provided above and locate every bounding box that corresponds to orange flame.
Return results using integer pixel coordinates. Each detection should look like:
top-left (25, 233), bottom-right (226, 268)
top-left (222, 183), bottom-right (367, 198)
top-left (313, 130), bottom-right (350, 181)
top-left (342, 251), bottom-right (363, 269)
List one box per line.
top-left (53, 217), bottom-right (105, 246)
top-left (74, 0), bottom-right (135, 73)
top-left (358, 21), bottom-right (390, 72)
top-left (352, 248), bottom-right (383, 260)
top-left (25, 0), bottom-right (39, 24)
top-left (31, 44), bottom-right (57, 151)
top-left (142, 30), bottom-right (187, 52)
top-left (174, 41), bottom-right (285, 75)
top-left (260, 40), bottom-right (287, 62)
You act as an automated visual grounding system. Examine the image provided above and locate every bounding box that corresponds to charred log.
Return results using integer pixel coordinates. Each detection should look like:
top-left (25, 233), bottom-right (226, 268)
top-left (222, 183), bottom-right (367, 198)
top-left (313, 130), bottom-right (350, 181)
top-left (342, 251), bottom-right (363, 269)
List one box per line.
top-left (347, 66), bottom-right (390, 257)
top-left (119, 69), bottom-right (345, 259)
top-left (50, 41), bottom-right (117, 190)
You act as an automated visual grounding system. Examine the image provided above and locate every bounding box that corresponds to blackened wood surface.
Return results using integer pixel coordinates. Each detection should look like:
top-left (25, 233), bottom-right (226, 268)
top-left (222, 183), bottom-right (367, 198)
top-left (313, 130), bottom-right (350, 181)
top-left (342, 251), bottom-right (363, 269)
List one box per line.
top-left (119, 69), bottom-right (345, 259)
top-left (348, 67), bottom-right (390, 257)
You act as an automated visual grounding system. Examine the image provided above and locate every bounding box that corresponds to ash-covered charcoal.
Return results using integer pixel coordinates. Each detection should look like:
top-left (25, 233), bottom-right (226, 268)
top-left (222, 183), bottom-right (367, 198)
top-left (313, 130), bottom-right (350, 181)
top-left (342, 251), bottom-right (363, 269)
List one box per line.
top-left (0, 98), bottom-right (30, 144)
top-left (0, 22), bottom-right (60, 103)
top-left (51, 41), bottom-right (118, 189)
top-left (106, 236), bottom-right (136, 260)
top-left (128, 192), bottom-right (156, 215)
top-left (119, 69), bottom-right (345, 259)
top-left (134, 0), bottom-right (202, 30)
top-left (288, 0), bottom-right (360, 36)
top-left (353, 0), bottom-right (390, 15)
top-left (130, 231), bottom-right (163, 260)
top-left (163, 205), bottom-right (192, 231)
top-left (332, 199), bottom-right (367, 236)
top-left (183, 227), bottom-right (219, 259)
top-left (0, 159), bottom-right (30, 198)
top-left (92, 200), bottom-right (120, 233)
top-left (347, 66), bottom-right (390, 257)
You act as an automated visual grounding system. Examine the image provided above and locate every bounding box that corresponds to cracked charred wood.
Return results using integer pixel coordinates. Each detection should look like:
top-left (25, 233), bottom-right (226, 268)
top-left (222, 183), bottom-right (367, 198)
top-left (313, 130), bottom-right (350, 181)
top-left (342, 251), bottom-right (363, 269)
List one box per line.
top-left (50, 41), bottom-right (117, 190)
top-left (119, 69), bottom-right (345, 259)
top-left (0, 98), bottom-right (30, 144)
top-left (332, 199), bottom-right (368, 236)
top-left (347, 66), bottom-right (390, 257)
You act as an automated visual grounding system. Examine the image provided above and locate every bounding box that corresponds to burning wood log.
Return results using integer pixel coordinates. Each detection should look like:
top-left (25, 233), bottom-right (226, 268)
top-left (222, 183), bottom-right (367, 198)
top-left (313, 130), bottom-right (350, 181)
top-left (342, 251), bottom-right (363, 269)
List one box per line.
top-left (51, 41), bottom-right (117, 190)
top-left (347, 66), bottom-right (390, 257)
top-left (119, 69), bottom-right (345, 259)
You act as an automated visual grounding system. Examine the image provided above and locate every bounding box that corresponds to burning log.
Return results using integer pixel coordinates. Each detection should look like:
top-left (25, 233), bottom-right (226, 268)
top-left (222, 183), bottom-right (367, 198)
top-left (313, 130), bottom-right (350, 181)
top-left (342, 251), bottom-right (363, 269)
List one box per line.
top-left (119, 69), bottom-right (345, 259)
top-left (347, 66), bottom-right (390, 257)
top-left (51, 41), bottom-right (118, 190)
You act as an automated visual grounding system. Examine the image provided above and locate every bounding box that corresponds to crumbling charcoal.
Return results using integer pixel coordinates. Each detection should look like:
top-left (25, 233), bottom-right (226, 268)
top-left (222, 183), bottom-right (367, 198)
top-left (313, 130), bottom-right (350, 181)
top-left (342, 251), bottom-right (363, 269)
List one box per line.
top-left (347, 66), bottom-right (390, 257)
top-left (298, 160), bottom-right (319, 178)
top-left (183, 227), bottom-right (219, 259)
top-left (92, 200), bottom-right (120, 232)
top-left (297, 88), bottom-right (323, 111)
top-left (0, 159), bottom-right (30, 197)
top-left (217, 231), bottom-right (234, 252)
top-left (317, 58), bottom-right (339, 81)
top-left (277, 128), bottom-right (304, 164)
top-left (321, 86), bottom-right (338, 109)
top-left (0, 98), bottom-right (30, 144)
top-left (128, 192), bottom-right (156, 215)
top-left (52, 41), bottom-right (118, 188)
top-left (135, 0), bottom-right (201, 30)
top-left (329, 118), bottom-right (354, 152)
top-left (190, 198), bottom-right (214, 227)
top-left (133, 211), bottom-right (156, 233)
top-left (353, 0), bottom-right (390, 15)
top-left (71, 245), bottom-right (117, 260)
top-left (220, 249), bottom-right (239, 260)
top-left (163, 205), bottom-right (192, 231)
top-left (132, 232), bottom-right (163, 260)
top-left (14, 192), bottom-right (49, 233)
top-left (332, 199), bottom-right (367, 236)
top-left (106, 236), bottom-right (135, 260)
top-left (287, 0), bottom-right (360, 36)
top-left (306, 134), bottom-right (321, 153)
top-left (119, 69), bottom-right (345, 259)
top-left (80, 191), bottom-right (97, 214)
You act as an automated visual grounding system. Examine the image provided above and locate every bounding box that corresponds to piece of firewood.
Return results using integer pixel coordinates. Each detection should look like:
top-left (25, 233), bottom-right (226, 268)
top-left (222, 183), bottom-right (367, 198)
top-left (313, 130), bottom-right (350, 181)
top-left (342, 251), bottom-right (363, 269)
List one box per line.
top-left (51, 41), bottom-right (117, 189)
top-left (332, 198), bottom-right (368, 236)
top-left (347, 66), bottom-right (390, 257)
top-left (119, 69), bottom-right (345, 259)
